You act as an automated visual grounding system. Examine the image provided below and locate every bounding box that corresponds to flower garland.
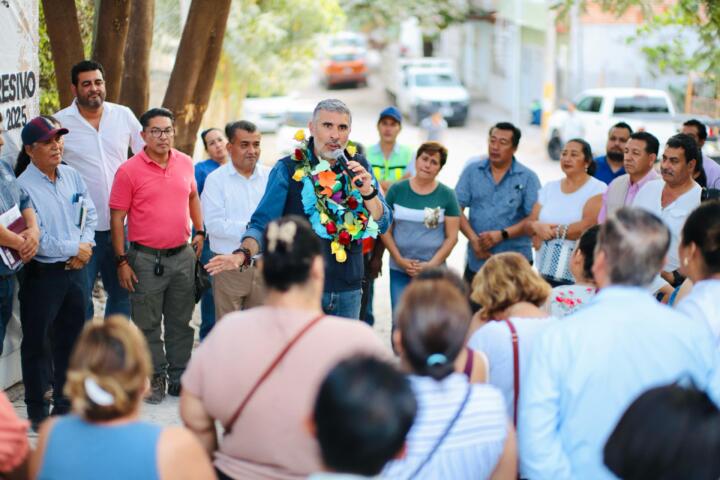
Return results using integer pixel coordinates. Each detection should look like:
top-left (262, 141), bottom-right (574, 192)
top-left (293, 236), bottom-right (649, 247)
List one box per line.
top-left (291, 130), bottom-right (379, 263)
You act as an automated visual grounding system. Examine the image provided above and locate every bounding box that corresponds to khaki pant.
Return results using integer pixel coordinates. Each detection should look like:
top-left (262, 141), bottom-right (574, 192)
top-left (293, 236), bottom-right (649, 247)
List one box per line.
top-left (128, 245), bottom-right (195, 383)
top-left (213, 266), bottom-right (265, 320)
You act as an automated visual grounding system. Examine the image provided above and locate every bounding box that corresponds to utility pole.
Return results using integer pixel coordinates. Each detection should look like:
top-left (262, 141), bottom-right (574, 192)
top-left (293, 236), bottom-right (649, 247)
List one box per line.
top-left (542, 5), bottom-right (557, 132)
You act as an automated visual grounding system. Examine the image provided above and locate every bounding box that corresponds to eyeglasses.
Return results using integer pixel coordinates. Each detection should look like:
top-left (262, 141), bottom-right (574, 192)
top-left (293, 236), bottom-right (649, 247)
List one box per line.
top-left (147, 128), bottom-right (175, 139)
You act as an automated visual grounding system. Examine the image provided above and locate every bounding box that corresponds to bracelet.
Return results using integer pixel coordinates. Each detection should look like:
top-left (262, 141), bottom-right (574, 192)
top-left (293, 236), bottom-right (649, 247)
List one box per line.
top-left (501, 229), bottom-right (509, 240)
top-left (194, 230), bottom-right (206, 237)
top-left (361, 186), bottom-right (378, 201)
top-left (115, 254), bottom-right (128, 266)
top-left (231, 247), bottom-right (253, 268)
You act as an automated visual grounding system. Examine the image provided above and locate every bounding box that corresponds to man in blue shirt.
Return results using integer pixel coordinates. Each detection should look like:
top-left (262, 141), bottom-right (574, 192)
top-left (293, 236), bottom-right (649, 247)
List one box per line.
top-left (455, 122), bottom-right (541, 286)
top-left (593, 122), bottom-right (632, 185)
top-left (205, 99), bottom-right (391, 319)
top-left (519, 207), bottom-right (720, 480)
top-left (16, 117), bottom-right (98, 429)
top-left (0, 113), bottom-right (40, 356)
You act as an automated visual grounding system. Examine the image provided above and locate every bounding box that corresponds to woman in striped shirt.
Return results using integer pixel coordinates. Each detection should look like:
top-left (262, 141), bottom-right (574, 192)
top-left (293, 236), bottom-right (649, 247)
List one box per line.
top-left (383, 279), bottom-right (517, 480)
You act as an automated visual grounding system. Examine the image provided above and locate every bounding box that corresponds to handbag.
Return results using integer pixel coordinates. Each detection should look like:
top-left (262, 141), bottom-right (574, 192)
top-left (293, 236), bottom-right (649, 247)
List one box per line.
top-left (535, 224), bottom-right (574, 283)
top-left (194, 259), bottom-right (211, 303)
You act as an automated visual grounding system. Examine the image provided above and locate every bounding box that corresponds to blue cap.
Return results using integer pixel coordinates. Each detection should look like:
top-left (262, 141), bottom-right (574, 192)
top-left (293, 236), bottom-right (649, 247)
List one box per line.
top-left (21, 117), bottom-right (69, 146)
top-left (378, 106), bottom-right (402, 124)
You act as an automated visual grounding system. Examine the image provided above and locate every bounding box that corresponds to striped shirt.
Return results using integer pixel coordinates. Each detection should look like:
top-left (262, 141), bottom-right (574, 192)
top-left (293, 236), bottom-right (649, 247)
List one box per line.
top-left (382, 373), bottom-right (508, 479)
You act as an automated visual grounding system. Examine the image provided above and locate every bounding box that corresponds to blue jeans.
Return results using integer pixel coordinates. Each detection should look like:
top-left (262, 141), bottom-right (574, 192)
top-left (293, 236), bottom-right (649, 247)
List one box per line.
top-left (0, 276), bottom-right (15, 356)
top-left (85, 230), bottom-right (130, 320)
top-left (198, 239), bottom-right (215, 340)
top-left (390, 269), bottom-right (413, 314)
top-left (322, 289), bottom-right (362, 319)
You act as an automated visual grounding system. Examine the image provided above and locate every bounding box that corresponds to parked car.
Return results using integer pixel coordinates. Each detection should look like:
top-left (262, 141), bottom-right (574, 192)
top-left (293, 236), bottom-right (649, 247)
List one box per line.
top-left (243, 95), bottom-right (293, 133)
top-left (546, 88), bottom-right (683, 160)
top-left (395, 66), bottom-right (470, 126)
top-left (323, 48), bottom-right (368, 88)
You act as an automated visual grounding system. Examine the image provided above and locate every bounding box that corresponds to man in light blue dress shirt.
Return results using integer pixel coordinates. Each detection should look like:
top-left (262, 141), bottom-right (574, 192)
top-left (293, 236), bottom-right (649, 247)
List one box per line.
top-left (16, 117), bottom-right (97, 429)
top-left (519, 207), bottom-right (720, 480)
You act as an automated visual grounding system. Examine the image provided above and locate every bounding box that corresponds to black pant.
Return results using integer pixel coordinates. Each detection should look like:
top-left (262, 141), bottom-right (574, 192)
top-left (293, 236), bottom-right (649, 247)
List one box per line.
top-left (18, 262), bottom-right (86, 421)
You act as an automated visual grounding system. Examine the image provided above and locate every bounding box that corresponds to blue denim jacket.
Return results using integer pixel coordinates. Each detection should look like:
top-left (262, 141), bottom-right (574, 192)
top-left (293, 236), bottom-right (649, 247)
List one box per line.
top-left (243, 138), bottom-right (391, 292)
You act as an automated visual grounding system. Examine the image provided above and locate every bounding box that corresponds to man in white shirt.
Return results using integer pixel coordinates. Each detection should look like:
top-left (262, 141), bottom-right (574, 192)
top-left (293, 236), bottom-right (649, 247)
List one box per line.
top-left (632, 133), bottom-right (702, 293)
top-left (54, 60), bottom-right (144, 320)
top-left (201, 120), bottom-right (270, 320)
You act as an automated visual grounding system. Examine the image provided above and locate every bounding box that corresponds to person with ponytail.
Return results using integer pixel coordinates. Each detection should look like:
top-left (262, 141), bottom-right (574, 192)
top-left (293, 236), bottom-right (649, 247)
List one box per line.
top-left (676, 201), bottom-right (720, 342)
top-left (30, 316), bottom-right (214, 480)
top-left (383, 279), bottom-right (516, 479)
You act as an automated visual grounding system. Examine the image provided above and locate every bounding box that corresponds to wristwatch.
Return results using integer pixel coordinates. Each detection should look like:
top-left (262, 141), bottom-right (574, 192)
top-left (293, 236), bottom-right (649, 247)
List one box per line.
top-left (194, 230), bottom-right (206, 237)
top-left (115, 254), bottom-right (128, 266)
top-left (501, 229), bottom-right (510, 240)
top-left (361, 185), bottom-right (379, 201)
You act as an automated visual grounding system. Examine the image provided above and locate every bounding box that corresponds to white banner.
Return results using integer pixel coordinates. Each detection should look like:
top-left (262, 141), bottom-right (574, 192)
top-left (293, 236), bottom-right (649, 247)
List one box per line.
top-left (0, 0), bottom-right (38, 388)
top-left (0, 0), bottom-right (40, 168)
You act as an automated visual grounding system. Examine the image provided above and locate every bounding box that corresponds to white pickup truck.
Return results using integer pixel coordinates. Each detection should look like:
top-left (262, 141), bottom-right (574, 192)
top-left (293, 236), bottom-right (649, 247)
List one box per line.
top-left (546, 88), bottom-right (683, 160)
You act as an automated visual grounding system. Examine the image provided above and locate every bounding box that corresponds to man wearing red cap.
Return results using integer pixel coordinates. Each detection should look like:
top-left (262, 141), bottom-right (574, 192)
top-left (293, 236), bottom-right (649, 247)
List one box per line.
top-left (16, 116), bottom-right (98, 430)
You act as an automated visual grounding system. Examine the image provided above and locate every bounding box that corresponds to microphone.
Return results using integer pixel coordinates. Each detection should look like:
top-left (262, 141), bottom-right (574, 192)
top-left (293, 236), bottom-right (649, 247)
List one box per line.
top-left (331, 149), bottom-right (364, 188)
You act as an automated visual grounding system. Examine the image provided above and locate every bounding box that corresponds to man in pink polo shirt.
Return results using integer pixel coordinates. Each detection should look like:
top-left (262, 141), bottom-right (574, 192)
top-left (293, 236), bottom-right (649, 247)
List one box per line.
top-left (598, 131), bottom-right (660, 223)
top-left (109, 107), bottom-right (204, 404)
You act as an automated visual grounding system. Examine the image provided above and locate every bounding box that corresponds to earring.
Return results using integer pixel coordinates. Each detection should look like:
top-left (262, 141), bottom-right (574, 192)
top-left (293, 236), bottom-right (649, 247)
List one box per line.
top-left (683, 257), bottom-right (689, 267)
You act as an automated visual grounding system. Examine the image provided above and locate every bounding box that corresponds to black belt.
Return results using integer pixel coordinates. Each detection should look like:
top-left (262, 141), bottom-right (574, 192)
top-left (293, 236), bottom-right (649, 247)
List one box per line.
top-left (130, 242), bottom-right (187, 257)
top-left (29, 261), bottom-right (68, 271)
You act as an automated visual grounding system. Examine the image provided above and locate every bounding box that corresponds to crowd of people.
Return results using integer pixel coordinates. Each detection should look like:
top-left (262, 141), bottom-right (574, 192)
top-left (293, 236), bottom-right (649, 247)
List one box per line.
top-left (1, 58), bottom-right (720, 479)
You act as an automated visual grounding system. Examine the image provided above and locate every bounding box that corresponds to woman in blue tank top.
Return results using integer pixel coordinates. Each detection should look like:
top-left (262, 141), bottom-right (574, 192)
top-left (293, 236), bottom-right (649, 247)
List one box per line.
top-left (29, 316), bottom-right (214, 480)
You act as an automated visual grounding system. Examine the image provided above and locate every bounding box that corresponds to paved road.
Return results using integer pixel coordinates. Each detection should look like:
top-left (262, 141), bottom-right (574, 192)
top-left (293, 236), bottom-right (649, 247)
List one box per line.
top-left (12, 73), bottom-right (564, 432)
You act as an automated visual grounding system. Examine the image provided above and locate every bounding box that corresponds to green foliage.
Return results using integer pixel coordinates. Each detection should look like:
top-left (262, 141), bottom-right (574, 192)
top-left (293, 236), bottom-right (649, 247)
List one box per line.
top-left (340, 0), bottom-right (469, 36)
top-left (38, 0), bottom-right (95, 114)
top-left (221, 0), bottom-right (345, 99)
top-left (38, 4), bottom-right (59, 114)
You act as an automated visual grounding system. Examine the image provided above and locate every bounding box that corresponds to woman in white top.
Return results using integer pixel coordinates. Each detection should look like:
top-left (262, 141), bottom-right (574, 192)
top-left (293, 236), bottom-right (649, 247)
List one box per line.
top-left (527, 138), bottom-right (607, 286)
top-left (383, 279), bottom-right (516, 480)
top-left (546, 225), bottom-right (600, 317)
top-left (676, 201), bottom-right (720, 344)
top-left (467, 253), bottom-right (555, 422)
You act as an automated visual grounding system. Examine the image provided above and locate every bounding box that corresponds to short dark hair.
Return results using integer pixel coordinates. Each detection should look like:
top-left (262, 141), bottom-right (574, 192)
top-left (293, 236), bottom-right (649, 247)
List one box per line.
top-left (610, 121), bottom-right (633, 136)
top-left (666, 133), bottom-right (702, 172)
top-left (396, 279), bottom-right (471, 380)
top-left (314, 355), bottom-right (417, 476)
top-left (598, 207), bottom-right (670, 286)
top-left (71, 60), bottom-right (105, 86)
top-left (577, 225), bottom-right (600, 282)
top-left (261, 215), bottom-right (321, 292)
top-left (683, 119), bottom-right (708, 141)
top-left (415, 141), bottom-right (448, 168)
top-left (604, 382), bottom-right (720, 480)
top-left (566, 138), bottom-right (597, 176)
top-left (681, 200), bottom-right (720, 276)
top-left (139, 108), bottom-right (175, 128)
top-left (225, 120), bottom-right (257, 143)
top-left (490, 122), bottom-right (521, 148)
top-left (629, 131), bottom-right (660, 156)
top-left (200, 128), bottom-right (223, 149)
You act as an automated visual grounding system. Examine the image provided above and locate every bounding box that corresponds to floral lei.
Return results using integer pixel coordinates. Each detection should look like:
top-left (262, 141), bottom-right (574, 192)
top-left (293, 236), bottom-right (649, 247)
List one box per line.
top-left (291, 130), bottom-right (379, 263)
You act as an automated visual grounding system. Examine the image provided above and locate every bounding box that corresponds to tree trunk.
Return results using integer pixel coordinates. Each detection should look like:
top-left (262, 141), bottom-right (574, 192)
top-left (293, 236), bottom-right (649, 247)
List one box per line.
top-left (162, 0), bottom-right (232, 155)
top-left (41, 0), bottom-right (85, 108)
top-left (92, 0), bottom-right (132, 102)
top-left (118, 0), bottom-right (155, 117)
